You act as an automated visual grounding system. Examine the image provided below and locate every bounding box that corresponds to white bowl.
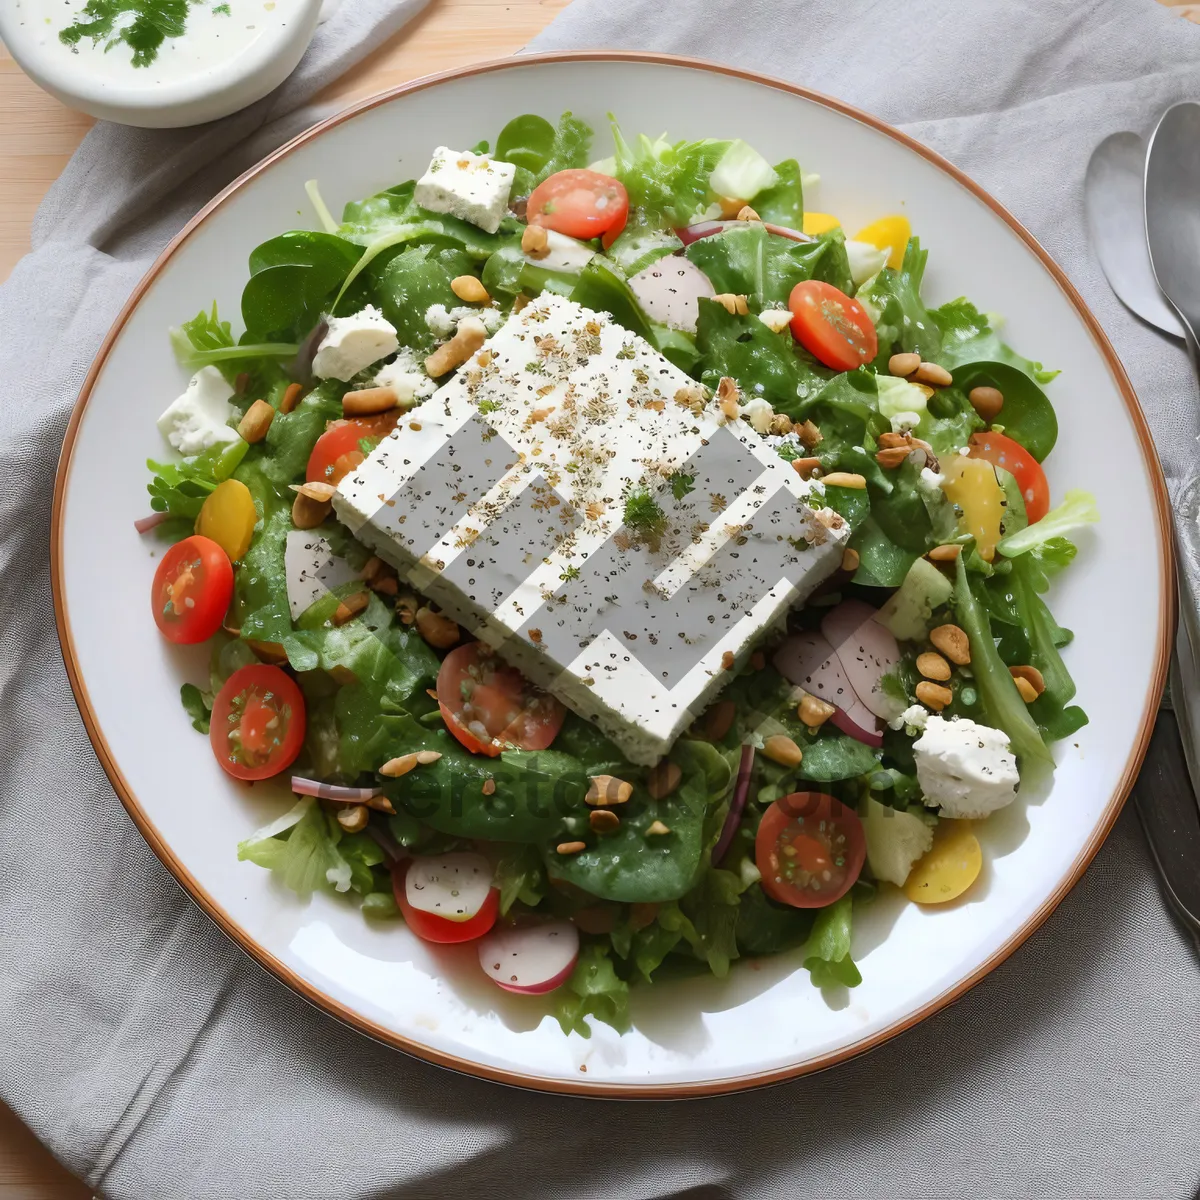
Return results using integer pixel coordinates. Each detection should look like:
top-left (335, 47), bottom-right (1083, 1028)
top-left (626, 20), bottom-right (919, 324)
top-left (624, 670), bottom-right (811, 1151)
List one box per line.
top-left (0, 0), bottom-right (322, 128)
top-left (53, 52), bottom-right (1172, 1096)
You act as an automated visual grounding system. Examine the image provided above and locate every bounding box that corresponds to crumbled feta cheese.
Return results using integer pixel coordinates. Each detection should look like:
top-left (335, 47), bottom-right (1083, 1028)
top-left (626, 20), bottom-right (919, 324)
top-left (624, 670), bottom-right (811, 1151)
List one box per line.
top-left (334, 294), bottom-right (847, 765)
top-left (845, 240), bottom-right (889, 287)
top-left (758, 307), bottom-right (793, 334)
top-left (156, 366), bottom-right (240, 455)
top-left (891, 410), bottom-right (923, 434)
top-left (917, 467), bottom-right (945, 496)
top-left (426, 303), bottom-right (503, 340)
top-left (374, 349), bottom-right (436, 409)
top-left (313, 306), bottom-right (399, 382)
top-left (913, 715), bottom-right (1019, 819)
top-left (414, 146), bottom-right (516, 234)
top-left (742, 397), bottom-right (774, 434)
top-left (888, 703), bottom-right (930, 733)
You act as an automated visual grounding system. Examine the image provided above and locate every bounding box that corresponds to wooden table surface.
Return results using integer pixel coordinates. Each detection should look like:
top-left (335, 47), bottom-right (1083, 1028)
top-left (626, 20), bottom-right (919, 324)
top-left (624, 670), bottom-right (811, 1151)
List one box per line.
top-left (0, 7), bottom-right (564, 1193)
top-left (1, 0), bottom-right (1195, 1194)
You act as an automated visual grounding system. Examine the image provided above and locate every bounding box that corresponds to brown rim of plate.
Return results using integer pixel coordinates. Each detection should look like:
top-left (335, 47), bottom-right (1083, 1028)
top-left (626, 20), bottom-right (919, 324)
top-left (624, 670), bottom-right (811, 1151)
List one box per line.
top-left (50, 50), bottom-right (1176, 1099)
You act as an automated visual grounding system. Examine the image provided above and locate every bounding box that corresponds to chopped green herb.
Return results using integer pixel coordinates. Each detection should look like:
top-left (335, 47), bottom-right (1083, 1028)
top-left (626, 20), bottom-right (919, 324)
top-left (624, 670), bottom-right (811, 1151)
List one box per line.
top-left (623, 487), bottom-right (666, 538)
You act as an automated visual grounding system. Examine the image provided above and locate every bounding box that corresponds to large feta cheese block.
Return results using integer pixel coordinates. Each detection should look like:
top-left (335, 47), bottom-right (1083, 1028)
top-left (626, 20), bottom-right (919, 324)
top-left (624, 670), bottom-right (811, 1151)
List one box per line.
top-left (334, 294), bottom-right (849, 765)
top-left (415, 146), bottom-right (516, 235)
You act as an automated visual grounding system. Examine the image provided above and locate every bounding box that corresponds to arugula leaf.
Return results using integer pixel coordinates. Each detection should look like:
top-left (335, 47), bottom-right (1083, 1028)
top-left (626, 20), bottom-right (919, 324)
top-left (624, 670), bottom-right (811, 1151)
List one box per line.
top-left (552, 944), bottom-right (631, 1037)
top-left (169, 302), bottom-right (298, 371)
top-left (147, 438), bottom-right (248, 520)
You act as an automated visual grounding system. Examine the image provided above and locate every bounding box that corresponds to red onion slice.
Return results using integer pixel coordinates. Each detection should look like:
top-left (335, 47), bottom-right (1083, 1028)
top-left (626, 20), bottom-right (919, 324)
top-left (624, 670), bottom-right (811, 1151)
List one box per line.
top-left (675, 219), bottom-right (813, 248)
top-left (714, 744), bottom-right (756, 866)
top-left (291, 776), bottom-right (382, 802)
top-left (134, 512), bottom-right (170, 534)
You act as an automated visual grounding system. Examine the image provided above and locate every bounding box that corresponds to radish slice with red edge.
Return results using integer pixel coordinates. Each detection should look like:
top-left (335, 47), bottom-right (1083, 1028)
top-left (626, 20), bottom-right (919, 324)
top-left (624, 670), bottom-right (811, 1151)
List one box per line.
top-left (478, 920), bottom-right (580, 995)
top-left (772, 630), bottom-right (883, 748)
top-left (829, 702), bottom-right (884, 748)
top-left (714, 743), bottom-right (756, 866)
top-left (820, 601), bottom-right (905, 721)
top-left (405, 852), bottom-right (494, 921)
top-left (627, 257), bottom-right (714, 333)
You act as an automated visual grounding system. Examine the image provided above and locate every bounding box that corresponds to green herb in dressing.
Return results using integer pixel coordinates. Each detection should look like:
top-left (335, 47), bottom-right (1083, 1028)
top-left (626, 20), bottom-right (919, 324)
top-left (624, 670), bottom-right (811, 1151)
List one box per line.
top-left (59, 0), bottom-right (222, 69)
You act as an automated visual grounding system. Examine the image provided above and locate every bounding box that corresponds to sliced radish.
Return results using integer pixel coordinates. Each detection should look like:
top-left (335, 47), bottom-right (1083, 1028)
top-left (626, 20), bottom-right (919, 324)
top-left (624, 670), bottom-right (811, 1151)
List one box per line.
top-left (405, 852), bottom-right (494, 922)
top-left (628, 257), bottom-right (714, 333)
top-left (478, 920), bottom-right (580, 995)
top-left (821, 601), bottom-right (905, 721)
top-left (773, 629), bottom-right (883, 747)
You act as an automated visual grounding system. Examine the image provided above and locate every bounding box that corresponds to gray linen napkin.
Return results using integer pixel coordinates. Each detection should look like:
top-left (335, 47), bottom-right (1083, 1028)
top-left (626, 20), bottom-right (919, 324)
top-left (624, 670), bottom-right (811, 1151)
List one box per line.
top-left (4, 1), bottom-right (1200, 1197)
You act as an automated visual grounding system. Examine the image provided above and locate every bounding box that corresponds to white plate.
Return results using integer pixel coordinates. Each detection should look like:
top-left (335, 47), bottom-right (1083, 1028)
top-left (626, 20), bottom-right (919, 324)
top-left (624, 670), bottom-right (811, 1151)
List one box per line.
top-left (53, 53), bottom-right (1172, 1097)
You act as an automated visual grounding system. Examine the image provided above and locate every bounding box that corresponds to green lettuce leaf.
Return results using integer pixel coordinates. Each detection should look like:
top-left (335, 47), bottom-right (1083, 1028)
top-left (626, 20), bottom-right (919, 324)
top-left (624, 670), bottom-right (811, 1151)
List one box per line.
top-left (237, 798), bottom-right (353, 898)
top-left (803, 893), bottom-right (861, 988)
top-left (998, 490), bottom-right (1098, 557)
top-left (552, 944), bottom-right (631, 1037)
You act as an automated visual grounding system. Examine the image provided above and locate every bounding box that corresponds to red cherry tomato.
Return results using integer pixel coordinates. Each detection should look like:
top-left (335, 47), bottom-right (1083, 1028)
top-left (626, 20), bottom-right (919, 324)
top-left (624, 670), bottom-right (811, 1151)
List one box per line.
top-left (151, 534), bottom-right (233, 645)
top-left (968, 430), bottom-right (1050, 524)
top-left (755, 791), bottom-right (866, 909)
top-left (392, 861), bottom-right (500, 944)
top-left (787, 280), bottom-right (878, 371)
top-left (527, 169), bottom-right (629, 241)
top-left (209, 664), bottom-right (306, 781)
top-left (436, 642), bottom-right (565, 757)
top-left (306, 412), bottom-right (401, 486)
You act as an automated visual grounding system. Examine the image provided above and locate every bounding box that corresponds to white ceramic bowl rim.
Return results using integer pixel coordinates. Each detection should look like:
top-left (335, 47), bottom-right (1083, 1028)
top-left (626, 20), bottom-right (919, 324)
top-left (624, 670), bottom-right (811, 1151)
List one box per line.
top-left (50, 51), bottom-right (1175, 1099)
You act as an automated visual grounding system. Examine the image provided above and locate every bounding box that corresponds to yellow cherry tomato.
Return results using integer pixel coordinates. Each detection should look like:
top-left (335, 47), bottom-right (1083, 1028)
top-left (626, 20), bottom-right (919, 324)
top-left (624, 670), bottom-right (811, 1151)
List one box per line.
top-left (940, 455), bottom-right (1005, 562)
top-left (853, 215), bottom-right (912, 269)
top-left (196, 478), bottom-right (257, 563)
top-left (903, 821), bottom-right (983, 905)
top-left (802, 212), bottom-right (841, 236)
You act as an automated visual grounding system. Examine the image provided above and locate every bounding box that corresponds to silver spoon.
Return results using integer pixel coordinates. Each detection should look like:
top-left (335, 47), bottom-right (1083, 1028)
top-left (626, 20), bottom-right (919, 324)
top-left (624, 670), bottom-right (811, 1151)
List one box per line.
top-left (1085, 131), bottom-right (1184, 339)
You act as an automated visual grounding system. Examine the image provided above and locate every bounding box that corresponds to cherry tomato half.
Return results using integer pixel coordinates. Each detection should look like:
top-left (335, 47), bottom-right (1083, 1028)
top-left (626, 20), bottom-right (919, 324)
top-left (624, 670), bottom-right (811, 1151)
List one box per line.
top-left (527, 169), bottom-right (629, 241)
top-left (151, 534), bottom-right (233, 645)
top-left (755, 791), bottom-right (866, 909)
top-left (787, 280), bottom-right (878, 372)
top-left (437, 641), bottom-right (565, 757)
top-left (307, 412), bottom-right (401, 486)
top-left (209, 664), bottom-right (306, 781)
top-left (392, 860), bottom-right (500, 944)
top-left (968, 430), bottom-right (1050, 524)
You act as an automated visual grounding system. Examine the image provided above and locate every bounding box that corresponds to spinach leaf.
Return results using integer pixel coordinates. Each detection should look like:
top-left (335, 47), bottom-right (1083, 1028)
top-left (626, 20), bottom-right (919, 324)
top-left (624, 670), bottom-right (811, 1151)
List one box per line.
top-left (373, 244), bottom-right (479, 352)
top-left (950, 361), bottom-right (1058, 461)
top-left (544, 740), bottom-right (732, 903)
top-left (935, 299), bottom-right (1059, 384)
top-left (685, 225), bottom-right (850, 307)
top-left (570, 257), bottom-right (653, 340)
top-left (179, 683), bottom-right (211, 734)
top-left (799, 733), bottom-right (880, 781)
top-left (754, 159), bottom-right (805, 228)
top-left (495, 114), bottom-right (557, 175)
top-left (241, 231), bottom-right (361, 341)
top-left (736, 883), bottom-right (815, 954)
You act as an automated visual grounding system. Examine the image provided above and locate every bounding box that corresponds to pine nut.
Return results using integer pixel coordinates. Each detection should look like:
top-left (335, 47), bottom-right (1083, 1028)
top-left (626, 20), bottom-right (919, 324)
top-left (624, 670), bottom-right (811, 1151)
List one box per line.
top-left (363, 794), bottom-right (396, 814)
top-left (416, 750), bottom-right (442, 764)
top-left (917, 651), bottom-right (952, 681)
top-left (704, 699), bottom-right (736, 741)
top-left (291, 480), bottom-right (337, 502)
top-left (332, 592), bottom-right (369, 626)
top-left (713, 293), bottom-right (749, 316)
top-left (878, 431), bottom-right (912, 450)
top-left (875, 447), bottom-right (910, 469)
top-left (763, 734), bottom-right (804, 768)
top-left (1013, 676), bottom-right (1039, 703)
top-left (557, 841), bottom-right (587, 855)
top-left (841, 547), bottom-right (860, 572)
top-left (914, 362), bottom-right (953, 387)
top-left (930, 623), bottom-right (971, 666)
top-left (645, 821), bottom-right (671, 836)
top-left (291, 491), bottom-right (331, 529)
top-left (798, 693), bottom-right (836, 728)
top-left (280, 382), bottom-right (305, 414)
top-left (792, 457), bottom-right (822, 480)
top-left (915, 681), bottom-right (953, 710)
top-left (237, 399), bottom-right (275, 443)
top-left (928, 544), bottom-right (962, 562)
top-left (586, 774), bottom-right (634, 807)
top-left (521, 224), bottom-right (549, 257)
top-left (969, 386), bottom-right (1004, 422)
top-left (768, 413), bottom-right (794, 435)
top-left (336, 804), bottom-right (369, 832)
top-left (425, 317), bottom-right (488, 378)
top-left (380, 753), bottom-right (419, 778)
top-left (590, 808), bottom-right (620, 833)
top-left (647, 760), bottom-right (682, 800)
top-left (888, 352), bottom-right (921, 377)
top-left (795, 419), bottom-right (823, 448)
top-left (342, 386), bottom-right (398, 417)
top-left (736, 205), bottom-right (761, 222)
top-left (1010, 664), bottom-right (1046, 696)
top-left (450, 275), bottom-right (490, 304)
top-left (414, 606), bottom-right (460, 649)
top-left (820, 472), bottom-right (867, 489)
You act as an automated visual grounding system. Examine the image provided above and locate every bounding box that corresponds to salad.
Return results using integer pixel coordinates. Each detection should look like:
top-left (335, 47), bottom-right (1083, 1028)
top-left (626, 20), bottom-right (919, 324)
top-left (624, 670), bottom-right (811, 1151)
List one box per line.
top-left (143, 111), bottom-right (1099, 1037)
